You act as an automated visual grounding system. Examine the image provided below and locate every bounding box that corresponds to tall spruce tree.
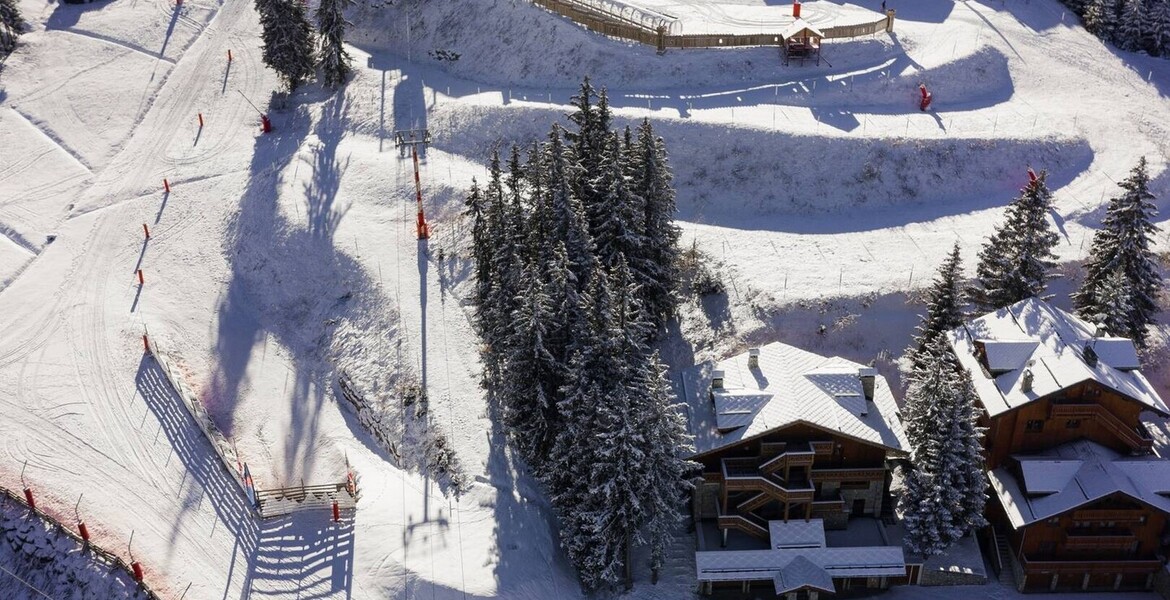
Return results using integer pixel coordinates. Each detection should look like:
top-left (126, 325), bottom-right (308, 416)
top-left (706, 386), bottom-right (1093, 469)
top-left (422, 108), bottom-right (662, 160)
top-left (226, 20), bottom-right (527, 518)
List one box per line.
top-left (0, 0), bottom-right (22, 56)
top-left (545, 124), bottom-right (598, 290)
top-left (315, 0), bottom-right (352, 88)
top-left (257, 0), bottom-right (316, 89)
top-left (970, 170), bottom-right (1061, 311)
top-left (1118, 0), bottom-right (1148, 51)
top-left (1151, 0), bottom-right (1170, 54)
top-left (1085, 0), bottom-right (1121, 41)
top-left (907, 243), bottom-right (967, 374)
top-left (501, 261), bottom-right (561, 466)
top-left (900, 339), bottom-right (987, 556)
top-left (592, 133), bottom-right (647, 273)
top-left (631, 119), bottom-right (681, 331)
top-left (636, 350), bottom-right (696, 581)
top-left (1071, 157), bottom-right (1163, 345)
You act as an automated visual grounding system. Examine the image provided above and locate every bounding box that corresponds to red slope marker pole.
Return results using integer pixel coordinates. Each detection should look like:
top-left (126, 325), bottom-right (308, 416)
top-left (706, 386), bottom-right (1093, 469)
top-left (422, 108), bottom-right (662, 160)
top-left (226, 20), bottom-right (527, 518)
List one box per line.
top-left (23, 487), bottom-right (35, 510)
top-left (137, 270), bottom-right (144, 285)
top-left (198, 113), bottom-right (204, 128)
top-left (143, 223), bottom-right (151, 240)
top-left (228, 49), bottom-right (233, 62)
top-left (163, 179), bottom-right (170, 194)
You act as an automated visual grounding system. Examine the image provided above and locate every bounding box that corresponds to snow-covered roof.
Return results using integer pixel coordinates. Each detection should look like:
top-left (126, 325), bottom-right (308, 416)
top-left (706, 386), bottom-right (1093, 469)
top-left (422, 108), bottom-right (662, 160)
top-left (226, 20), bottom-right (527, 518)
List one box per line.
top-left (696, 546), bottom-right (905, 582)
top-left (781, 18), bottom-right (824, 40)
top-left (947, 298), bottom-right (1168, 418)
top-left (682, 342), bottom-right (909, 457)
top-left (770, 518), bottom-right (827, 549)
top-left (773, 555), bottom-right (835, 594)
top-left (987, 439), bottom-right (1170, 529)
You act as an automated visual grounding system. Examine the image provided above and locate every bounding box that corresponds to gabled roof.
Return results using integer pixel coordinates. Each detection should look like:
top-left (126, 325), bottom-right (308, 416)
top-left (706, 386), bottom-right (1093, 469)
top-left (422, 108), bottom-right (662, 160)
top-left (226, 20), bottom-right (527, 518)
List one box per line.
top-left (947, 298), bottom-right (1168, 418)
top-left (773, 555), bottom-right (835, 595)
top-left (987, 439), bottom-right (1170, 529)
top-left (781, 18), bottom-right (824, 40)
top-left (682, 342), bottom-right (909, 457)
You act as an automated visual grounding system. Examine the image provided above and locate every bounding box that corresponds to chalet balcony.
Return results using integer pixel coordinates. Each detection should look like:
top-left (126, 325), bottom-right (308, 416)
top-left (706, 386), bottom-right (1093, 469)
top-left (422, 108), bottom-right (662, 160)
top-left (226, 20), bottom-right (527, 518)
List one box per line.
top-left (722, 458), bottom-right (815, 504)
top-left (1048, 403), bottom-right (1153, 451)
top-left (1063, 530), bottom-right (1137, 551)
top-left (1020, 554), bottom-right (1161, 575)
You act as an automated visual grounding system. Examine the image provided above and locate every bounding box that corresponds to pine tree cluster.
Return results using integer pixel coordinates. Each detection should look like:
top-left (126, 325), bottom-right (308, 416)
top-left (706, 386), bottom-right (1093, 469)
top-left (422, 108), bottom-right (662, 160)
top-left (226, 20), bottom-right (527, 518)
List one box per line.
top-left (255, 0), bottom-right (354, 90)
top-left (1072, 157), bottom-right (1163, 346)
top-left (0, 0), bottom-right (23, 57)
top-left (1065, 0), bottom-right (1170, 56)
top-left (465, 78), bottom-right (694, 590)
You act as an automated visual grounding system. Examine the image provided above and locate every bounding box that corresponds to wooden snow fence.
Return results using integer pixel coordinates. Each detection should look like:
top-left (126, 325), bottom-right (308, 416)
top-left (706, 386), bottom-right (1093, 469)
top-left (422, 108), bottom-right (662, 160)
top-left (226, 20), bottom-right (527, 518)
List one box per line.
top-left (0, 485), bottom-right (164, 599)
top-left (255, 482), bottom-right (357, 518)
top-left (145, 338), bottom-right (357, 519)
top-left (529, 0), bottom-right (895, 53)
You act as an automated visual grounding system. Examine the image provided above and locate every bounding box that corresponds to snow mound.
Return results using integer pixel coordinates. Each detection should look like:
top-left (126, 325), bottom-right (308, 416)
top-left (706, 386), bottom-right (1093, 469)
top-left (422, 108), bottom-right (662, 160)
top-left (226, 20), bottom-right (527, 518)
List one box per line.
top-left (420, 101), bottom-right (1092, 227)
top-left (348, 0), bottom-right (901, 89)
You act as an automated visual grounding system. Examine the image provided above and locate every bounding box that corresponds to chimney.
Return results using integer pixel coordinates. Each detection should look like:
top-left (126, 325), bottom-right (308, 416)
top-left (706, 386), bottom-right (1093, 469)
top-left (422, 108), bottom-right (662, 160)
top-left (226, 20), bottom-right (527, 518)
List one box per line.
top-left (858, 367), bottom-right (877, 402)
top-left (748, 348), bottom-right (760, 369)
top-left (1082, 343), bottom-right (1098, 368)
top-left (712, 370), bottom-right (725, 391)
top-left (1021, 368), bottom-right (1034, 393)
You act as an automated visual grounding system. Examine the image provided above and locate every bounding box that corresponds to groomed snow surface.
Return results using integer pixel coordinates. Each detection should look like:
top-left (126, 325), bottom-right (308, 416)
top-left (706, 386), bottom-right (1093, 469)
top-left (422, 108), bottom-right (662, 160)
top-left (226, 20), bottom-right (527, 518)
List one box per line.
top-left (1, 0), bottom-right (1169, 597)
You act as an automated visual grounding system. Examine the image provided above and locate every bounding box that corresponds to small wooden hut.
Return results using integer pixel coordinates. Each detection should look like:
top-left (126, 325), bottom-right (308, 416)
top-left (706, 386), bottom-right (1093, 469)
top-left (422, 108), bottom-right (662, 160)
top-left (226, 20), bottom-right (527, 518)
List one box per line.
top-left (781, 19), bottom-right (823, 66)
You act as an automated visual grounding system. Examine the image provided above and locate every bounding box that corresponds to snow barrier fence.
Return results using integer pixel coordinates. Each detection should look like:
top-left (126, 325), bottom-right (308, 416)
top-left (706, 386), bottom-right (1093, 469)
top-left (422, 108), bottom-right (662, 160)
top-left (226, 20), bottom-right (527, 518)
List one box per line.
top-left (144, 336), bottom-right (357, 518)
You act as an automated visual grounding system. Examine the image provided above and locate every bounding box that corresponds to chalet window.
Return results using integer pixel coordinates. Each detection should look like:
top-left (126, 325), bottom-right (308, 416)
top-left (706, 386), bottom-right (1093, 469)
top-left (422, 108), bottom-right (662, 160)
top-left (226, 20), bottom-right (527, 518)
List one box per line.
top-left (1065, 419), bottom-right (1082, 429)
top-left (1025, 419), bottom-right (1044, 433)
top-left (1047, 517), bottom-right (1060, 526)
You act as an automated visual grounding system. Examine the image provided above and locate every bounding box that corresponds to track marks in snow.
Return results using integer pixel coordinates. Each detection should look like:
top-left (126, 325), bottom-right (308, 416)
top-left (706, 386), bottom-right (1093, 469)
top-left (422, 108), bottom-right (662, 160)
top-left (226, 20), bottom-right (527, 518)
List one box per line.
top-left (4, 108), bottom-right (94, 175)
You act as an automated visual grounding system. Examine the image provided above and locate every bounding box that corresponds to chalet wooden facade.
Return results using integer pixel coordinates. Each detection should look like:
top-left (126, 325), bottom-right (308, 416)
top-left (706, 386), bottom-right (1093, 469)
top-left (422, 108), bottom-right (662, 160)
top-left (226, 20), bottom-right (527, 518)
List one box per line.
top-left (948, 298), bottom-right (1170, 593)
top-left (683, 343), bottom-right (910, 596)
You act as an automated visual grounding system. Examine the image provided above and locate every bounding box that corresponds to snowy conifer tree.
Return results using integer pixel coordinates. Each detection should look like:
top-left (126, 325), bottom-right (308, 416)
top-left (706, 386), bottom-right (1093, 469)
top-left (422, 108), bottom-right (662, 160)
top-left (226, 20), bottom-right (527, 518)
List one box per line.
top-left (636, 350), bottom-right (696, 580)
top-left (1117, 0), bottom-right (1148, 50)
top-left (315, 0), bottom-right (352, 88)
top-left (0, 0), bottom-right (22, 55)
top-left (1072, 157), bottom-right (1163, 345)
top-left (501, 261), bottom-right (562, 465)
top-left (970, 170), bottom-right (1060, 311)
top-left (900, 338), bottom-right (987, 556)
top-left (1084, 269), bottom-right (1137, 339)
top-left (631, 119), bottom-right (681, 331)
top-left (464, 178), bottom-right (489, 312)
top-left (592, 133), bottom-right (647, 273)
top-left (1085, 0), bottom-right (1121, 41)
top-left (257, 0), bottom-right (316, 89)
top-left (545, 124), bottom-right (598, 290)
top-left (1151, 0), bottom-right (1170, 54)
top-left (907, 243), bottom-right (967, 374)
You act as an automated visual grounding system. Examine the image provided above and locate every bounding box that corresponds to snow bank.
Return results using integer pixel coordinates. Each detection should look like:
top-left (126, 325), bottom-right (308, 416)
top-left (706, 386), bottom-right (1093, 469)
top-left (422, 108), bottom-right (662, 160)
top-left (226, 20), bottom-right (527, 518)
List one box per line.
top-left (421, 100), bottom-right (1091, 224)
top-left (0, 494), bottom-right (147, 600)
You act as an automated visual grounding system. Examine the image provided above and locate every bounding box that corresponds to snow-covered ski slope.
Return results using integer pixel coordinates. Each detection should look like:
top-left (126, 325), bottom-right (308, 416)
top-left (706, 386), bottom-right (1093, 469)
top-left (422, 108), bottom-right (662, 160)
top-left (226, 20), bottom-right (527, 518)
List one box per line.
top-left (0, 0), bottom-right (1168, 597)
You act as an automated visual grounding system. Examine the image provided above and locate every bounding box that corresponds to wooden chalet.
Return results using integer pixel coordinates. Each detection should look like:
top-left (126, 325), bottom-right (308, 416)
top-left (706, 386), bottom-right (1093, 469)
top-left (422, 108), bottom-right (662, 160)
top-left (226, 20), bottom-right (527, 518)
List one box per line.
top-left (682, 343), bottom-right (910, 596)
top-left (947, 298), bottom-right (1170, 593)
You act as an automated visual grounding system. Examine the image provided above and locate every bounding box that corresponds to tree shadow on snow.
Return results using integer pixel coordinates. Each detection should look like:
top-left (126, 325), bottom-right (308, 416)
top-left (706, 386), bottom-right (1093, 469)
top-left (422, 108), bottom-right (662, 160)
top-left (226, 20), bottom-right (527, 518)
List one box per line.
top-left (45, 0), bottom-right (112, 31)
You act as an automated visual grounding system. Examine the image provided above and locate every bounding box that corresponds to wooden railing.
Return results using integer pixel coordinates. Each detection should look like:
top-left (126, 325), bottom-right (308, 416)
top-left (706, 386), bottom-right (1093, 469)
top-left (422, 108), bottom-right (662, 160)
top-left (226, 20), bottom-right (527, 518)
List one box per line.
top-left (759, 442), bottom-right (815, 476)
top-left (715, 498), bottom-right (769, 539)
top-left (1020, 554), bottom-right (1161, 574)
top-left (529, 0), bottom-right (894, 52)
top-left (1049, 404), bottom-right (1153, 451)
top-left (255, 482), bottom-right (357, 518)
